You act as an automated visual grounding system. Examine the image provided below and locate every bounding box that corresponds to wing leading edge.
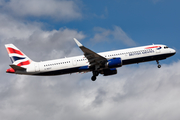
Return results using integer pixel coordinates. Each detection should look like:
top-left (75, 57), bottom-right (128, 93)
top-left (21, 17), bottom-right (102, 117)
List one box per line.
top-left (74, 38), bottom-right (108, 67)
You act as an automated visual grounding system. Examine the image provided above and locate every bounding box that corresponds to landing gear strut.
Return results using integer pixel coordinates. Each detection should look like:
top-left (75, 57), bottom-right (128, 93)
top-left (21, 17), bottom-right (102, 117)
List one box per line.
top-left (156, 60), bottom-right (161, 68)
top-left (91, 71), bottom-right (99, 81)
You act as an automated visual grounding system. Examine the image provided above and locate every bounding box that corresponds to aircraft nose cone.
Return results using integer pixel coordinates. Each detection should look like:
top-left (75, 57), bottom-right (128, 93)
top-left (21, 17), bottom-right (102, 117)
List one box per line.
top-left (172, 49), bottom-right (176, 53)
top-left (171, 49), bottom-right (176, 55)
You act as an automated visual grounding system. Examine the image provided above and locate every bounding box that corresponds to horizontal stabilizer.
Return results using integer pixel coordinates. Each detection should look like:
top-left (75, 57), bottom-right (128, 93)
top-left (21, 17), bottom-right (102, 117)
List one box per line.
top-left (9, 64), bottom-right (26, 71)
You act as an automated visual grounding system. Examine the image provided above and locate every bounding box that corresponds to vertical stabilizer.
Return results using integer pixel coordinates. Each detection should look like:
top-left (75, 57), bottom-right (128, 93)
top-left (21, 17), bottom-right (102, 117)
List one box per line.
top-left (5, 44), bottom-right (34, 66)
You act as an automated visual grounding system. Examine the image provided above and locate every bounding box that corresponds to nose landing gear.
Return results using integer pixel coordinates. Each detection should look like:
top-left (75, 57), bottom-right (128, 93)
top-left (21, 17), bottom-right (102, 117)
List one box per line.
top-left (156, 60), bottom-right (161, 68)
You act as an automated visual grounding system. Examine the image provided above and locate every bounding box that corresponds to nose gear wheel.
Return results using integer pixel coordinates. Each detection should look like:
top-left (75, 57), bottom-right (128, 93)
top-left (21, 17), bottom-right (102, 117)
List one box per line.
top-left (156, 60), bottom-right (161, 68)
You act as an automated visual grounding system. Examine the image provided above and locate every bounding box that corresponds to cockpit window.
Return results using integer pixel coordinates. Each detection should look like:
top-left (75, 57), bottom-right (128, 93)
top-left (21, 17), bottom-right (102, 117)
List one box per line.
top-left (164, 46), bottom-right (168, 49)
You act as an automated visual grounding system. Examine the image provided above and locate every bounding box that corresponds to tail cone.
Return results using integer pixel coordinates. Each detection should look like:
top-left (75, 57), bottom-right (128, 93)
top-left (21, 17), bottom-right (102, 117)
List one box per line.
top-left (6, 68), bottom-right (15, 73)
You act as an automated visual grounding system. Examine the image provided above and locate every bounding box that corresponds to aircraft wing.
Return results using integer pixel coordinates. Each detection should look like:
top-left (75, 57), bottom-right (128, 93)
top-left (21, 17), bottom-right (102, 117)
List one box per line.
top-left (74, 38), bottom-right (108, 67)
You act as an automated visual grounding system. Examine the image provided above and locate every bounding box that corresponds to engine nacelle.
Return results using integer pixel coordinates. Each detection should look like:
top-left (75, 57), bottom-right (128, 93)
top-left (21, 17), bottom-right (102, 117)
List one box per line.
top-left (102, 68), bottom-right (117, 76)
top-left (105, 58), bottom-right (122, 68)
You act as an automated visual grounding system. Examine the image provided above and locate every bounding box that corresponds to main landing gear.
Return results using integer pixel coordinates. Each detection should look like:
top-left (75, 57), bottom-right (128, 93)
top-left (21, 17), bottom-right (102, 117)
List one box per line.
top-left (156, 60), bottom-right (161, 68)
top-left (91, 71), bottom-right (99, 81)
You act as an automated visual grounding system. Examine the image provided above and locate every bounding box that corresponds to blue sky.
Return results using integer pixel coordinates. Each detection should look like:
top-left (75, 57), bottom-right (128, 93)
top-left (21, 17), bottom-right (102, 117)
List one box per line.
top-left (0, 0), bottom-right (180, 120)
top-left (39, 0), bottom-right (179, 62)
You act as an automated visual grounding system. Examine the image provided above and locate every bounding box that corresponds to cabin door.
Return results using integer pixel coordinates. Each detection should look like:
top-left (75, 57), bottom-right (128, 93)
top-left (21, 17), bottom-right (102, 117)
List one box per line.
top-left (34, 63), bottom-right (40, 72)
top-left (72, 59), bottom-right (77, 66)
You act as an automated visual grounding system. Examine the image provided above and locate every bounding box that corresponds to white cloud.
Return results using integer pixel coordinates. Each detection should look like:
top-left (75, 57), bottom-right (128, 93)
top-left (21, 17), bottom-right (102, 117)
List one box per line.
top-left (0, 2), bottom-right (179, 119)
top-left (24, 28), bottom-right (85, 61)
top-left (91, 26), bottom-right (136, 46)
top-left (1, 60), bottom-right (180, 120)
top-left (0, 20), bottom-right (179, 119)
top-left (112, 26), bottom-right (136, 46)
top-left (1, 0), bottom-right (82, 20)
top-left (91, 27), bottom-right (111, 42)
top-left (0, 14), bottom-right (41, 41)
top-left (0, 14), bottom-right (85, 62)
top-left (0, 14), bottom-right (178, 119)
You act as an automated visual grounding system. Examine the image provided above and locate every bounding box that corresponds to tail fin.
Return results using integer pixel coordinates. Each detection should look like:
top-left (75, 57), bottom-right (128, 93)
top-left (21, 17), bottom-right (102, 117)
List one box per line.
top-left (5, 44), bottom-right (34, 66)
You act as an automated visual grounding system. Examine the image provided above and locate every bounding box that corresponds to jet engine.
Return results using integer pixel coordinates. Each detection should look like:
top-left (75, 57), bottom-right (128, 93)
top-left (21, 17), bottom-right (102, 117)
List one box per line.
top-left (105, 58), bottom-right (122, 68)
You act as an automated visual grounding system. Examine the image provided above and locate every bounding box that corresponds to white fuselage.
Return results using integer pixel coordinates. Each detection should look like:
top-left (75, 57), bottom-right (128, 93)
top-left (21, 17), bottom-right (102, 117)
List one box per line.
top-left (15, 44), bottom-right (175, 76)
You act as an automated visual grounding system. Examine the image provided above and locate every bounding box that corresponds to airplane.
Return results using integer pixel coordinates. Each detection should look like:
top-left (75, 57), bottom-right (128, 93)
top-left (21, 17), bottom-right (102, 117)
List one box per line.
top-left (5, 38), bottom-right (176, 81)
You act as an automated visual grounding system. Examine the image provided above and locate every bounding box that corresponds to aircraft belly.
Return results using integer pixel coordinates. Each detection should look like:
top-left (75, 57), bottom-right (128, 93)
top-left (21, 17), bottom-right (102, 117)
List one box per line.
top-left (33, 65), bottom-right (91, 76)
top-left (122, 53), bottom-right (174, 65)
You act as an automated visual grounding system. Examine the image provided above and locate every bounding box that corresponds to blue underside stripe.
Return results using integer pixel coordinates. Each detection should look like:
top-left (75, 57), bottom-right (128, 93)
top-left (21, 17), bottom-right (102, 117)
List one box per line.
top-left (34, 65), bottom-right (90, 76)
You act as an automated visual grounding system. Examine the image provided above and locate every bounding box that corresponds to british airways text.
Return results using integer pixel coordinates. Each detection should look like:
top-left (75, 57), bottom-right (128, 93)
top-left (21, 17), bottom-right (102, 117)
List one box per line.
top-left (129, 49), bottom-right (155, 56)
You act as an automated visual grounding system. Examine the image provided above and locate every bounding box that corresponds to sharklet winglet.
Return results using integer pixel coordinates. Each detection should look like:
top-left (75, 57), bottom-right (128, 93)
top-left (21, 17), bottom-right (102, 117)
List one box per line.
top-left (74, 38), bottom-right (83, 47)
